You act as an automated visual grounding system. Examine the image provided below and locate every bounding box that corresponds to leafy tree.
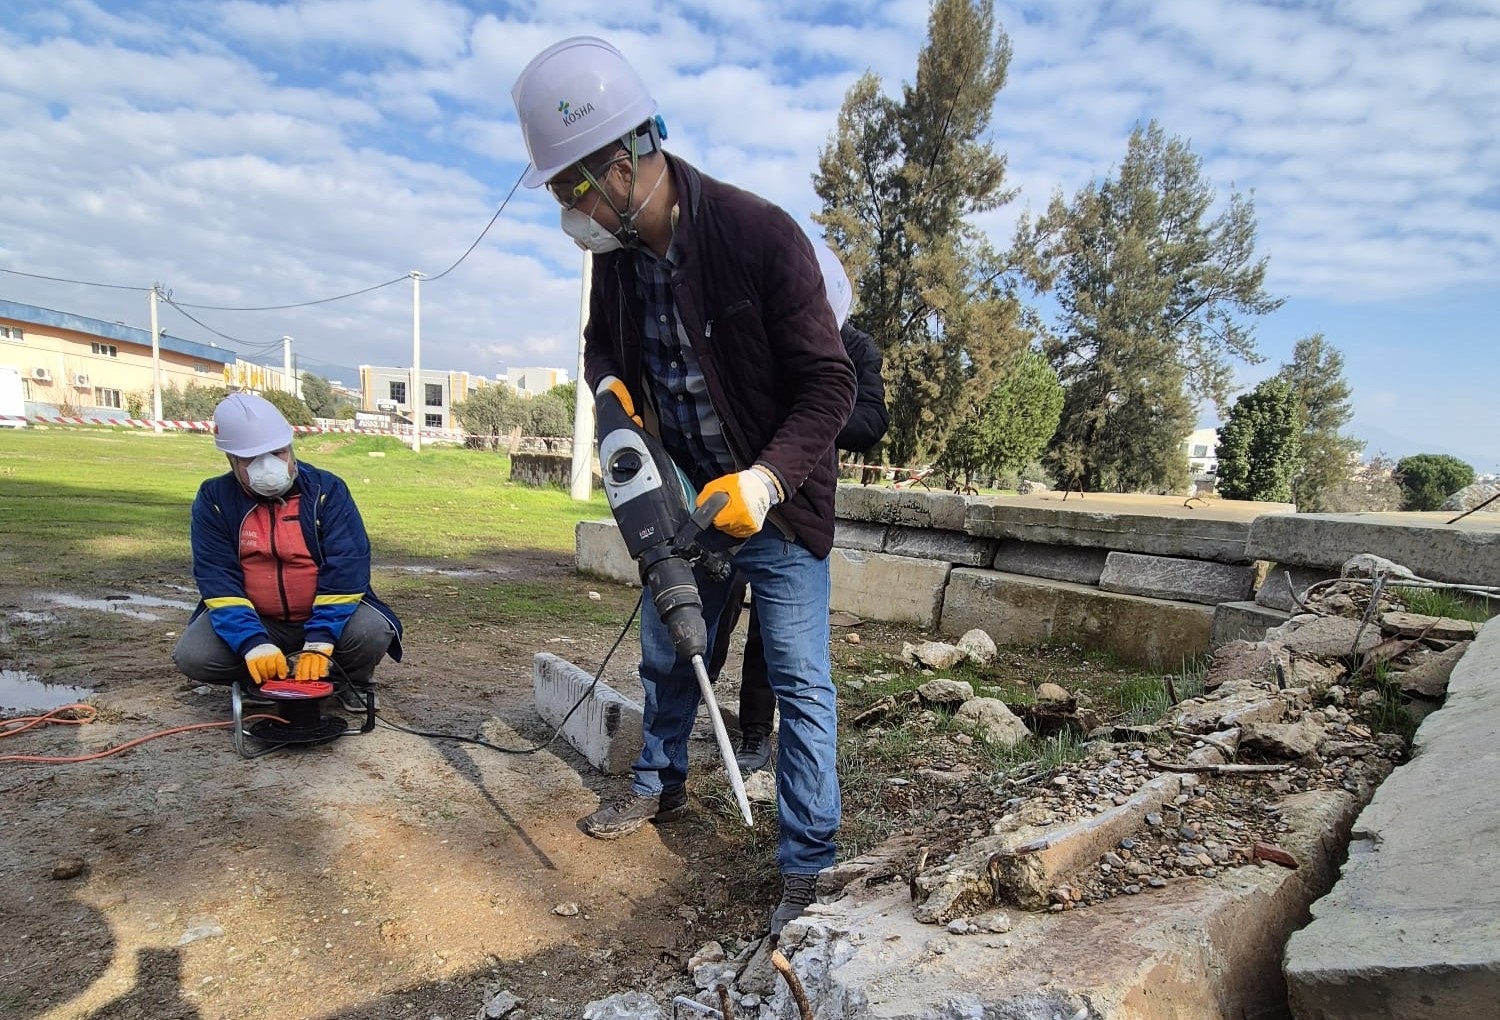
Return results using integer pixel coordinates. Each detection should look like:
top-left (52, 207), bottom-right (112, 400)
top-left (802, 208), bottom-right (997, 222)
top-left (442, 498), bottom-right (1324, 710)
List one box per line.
top-left (162, 382), bottom-right (227, 421)
top-left (1015, 121), bottom-right (1282, 492)
top-left (300, 372), bottom-right (350, 419)
top-left (1276, 335), bottom-right (1363, 512)
top-left (454, 385), bottom-right (524, 446)
top-left (938, 350), bottom-right (1063, 487)
top-left (813, 0), bottom-right (1030, 467)
top-left (1395, 453), bottom-right (1475, 511)
top-left (526, 389), bottom-right (573, 438)
top-left (1215, 378), bottom-right (1302, 502)
top-left (259, 388), bottom-right (314, 427)
top-left (1323, 454), bottom-right (1404, 513)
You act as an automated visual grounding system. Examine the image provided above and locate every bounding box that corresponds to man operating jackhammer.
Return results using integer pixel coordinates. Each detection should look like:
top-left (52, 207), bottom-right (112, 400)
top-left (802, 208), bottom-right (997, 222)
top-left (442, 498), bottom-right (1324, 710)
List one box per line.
top-left (511, 36), bottom-right (856, 940)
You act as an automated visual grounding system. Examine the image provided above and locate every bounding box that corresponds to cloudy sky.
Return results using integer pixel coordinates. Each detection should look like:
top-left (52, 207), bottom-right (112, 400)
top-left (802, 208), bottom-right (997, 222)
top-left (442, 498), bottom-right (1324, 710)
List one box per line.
top-left (2, 0), bottom-right (1496, 469)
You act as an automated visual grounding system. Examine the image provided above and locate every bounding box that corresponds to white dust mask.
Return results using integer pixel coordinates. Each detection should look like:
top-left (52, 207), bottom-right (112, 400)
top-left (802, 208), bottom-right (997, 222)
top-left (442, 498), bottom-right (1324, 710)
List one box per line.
top-left (245, 453), bottom-right (294, 497)
top-left (561, 207), bottom-right (625, 253)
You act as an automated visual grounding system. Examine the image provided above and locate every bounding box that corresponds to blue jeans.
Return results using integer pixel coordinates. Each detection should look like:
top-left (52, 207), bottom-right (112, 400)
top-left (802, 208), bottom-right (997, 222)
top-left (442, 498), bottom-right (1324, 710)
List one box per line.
top-left (631, 527), bottom-right (840, 875)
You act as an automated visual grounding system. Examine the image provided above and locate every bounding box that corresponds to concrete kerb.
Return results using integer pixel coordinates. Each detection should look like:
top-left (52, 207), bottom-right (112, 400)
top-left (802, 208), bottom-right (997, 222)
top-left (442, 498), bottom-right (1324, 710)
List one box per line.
top-left (1284, 621), bottom-right (1500, 1020)
top-left (532, 652), bottom-right (642, 775)
top-left (1247, 511), bottom-right (1500, 585)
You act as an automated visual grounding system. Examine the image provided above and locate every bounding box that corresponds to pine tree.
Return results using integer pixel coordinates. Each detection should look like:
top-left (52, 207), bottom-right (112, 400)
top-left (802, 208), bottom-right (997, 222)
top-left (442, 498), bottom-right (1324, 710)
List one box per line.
top-left (1394, 454), bottom-right (1475, 511)
top-left (1215, 378), bottom-right (1302, 502)
top-left (1016, 122), bottom-right (1282, 492)
top-left (813, 0), bottom-right (1028, 468)
top-left (938, 350), bottom-right (1063, 487)
top-left (1275, 335), bottom-right (1363, 511)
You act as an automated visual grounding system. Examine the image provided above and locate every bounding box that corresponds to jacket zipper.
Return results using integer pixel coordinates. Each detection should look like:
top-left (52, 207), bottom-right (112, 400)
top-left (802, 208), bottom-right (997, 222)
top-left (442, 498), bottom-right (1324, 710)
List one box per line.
top-left (268, 504), bottom-right (291, 620)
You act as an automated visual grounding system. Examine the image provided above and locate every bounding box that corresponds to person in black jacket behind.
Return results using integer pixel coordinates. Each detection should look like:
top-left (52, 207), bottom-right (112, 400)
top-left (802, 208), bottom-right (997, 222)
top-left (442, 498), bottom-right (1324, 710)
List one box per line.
top-left (708, 239), bottom-right (888, 774)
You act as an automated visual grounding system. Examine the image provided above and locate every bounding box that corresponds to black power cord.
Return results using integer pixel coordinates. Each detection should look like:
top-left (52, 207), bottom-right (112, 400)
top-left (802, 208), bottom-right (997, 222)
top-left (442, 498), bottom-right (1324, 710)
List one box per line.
top-left (310, 592), bottom-right (643, 756)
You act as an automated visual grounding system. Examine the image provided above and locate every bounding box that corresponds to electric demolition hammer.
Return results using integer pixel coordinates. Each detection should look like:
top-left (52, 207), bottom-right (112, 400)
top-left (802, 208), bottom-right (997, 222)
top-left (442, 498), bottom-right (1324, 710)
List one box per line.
top-left (595, 388), bottom-right (755, 825)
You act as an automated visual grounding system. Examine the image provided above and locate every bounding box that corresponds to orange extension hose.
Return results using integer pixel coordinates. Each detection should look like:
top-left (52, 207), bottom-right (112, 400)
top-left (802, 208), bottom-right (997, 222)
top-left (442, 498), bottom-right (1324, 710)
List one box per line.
top-left (0, 703), bottom-right (284, 764)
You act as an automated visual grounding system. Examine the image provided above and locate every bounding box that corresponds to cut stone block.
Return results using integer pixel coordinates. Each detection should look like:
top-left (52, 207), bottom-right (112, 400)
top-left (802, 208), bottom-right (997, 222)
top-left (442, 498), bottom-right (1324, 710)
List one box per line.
top-left (1285, 623), bottom-right (1500, 1019)
top-left (532, 652), bottom-right (642, 775)
top-left (1212, 601), bottom-right (1290, 649)
top-left (1247, 511), bottom-right (1500, 585)
top-left (1256, 563), bottom-right (1338, 612)
top-left (965, 500), bottom-right (1256, 563)
top-left (940, 568), bottom-right (1213, 669)
top-left (574, 519), bottom-right (638, 587)
top-left (884, 526), bottom-right (998, 566)
top-left (1100, 551), bottom-right (1256, 605)
top-left (834, 484), bottom-right (969, 532)
top-left (990, 540), bottom-right (1109, 584)
top-left (830, 549), bottom-right (950, 627)
top-left (832, 519), bottom-right (888, 552)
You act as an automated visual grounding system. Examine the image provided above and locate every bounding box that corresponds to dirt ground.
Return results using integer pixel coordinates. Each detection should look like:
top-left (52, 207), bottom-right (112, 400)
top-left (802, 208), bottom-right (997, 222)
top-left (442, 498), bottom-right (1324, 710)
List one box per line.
top-left (1, 552), bottom-right (798, 1020)
top-left (1, 547), bottom-right (1186, 1020)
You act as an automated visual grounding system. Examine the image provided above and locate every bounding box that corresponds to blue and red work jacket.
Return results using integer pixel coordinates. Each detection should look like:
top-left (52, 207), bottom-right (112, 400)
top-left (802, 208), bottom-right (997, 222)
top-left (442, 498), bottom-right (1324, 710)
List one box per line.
top-left (186, 461), bottom-right (403, 661)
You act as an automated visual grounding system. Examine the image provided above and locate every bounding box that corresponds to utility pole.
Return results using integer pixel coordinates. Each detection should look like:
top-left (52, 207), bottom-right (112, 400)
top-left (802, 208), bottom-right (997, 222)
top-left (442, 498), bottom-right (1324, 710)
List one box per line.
top-left (569, 253), bottom-right (595, 500)
top-left (282, 335), bottom-right (294, 396)
top-left (148, 284), bottom-right (163, 433)
top-left (409, 270), bottom-right (424, 453)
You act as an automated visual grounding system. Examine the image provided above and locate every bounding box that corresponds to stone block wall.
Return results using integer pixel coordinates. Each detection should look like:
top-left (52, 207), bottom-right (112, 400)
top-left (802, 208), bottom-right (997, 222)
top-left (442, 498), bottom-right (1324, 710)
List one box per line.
top-left (575, 488), bottom-right (1500, 669)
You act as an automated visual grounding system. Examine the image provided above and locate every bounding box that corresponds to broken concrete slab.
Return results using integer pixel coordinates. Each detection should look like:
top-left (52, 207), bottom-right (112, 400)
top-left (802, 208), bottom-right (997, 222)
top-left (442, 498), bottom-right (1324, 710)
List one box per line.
top-left (1211, 601), bottom-right (1291, 649)
top-left (1100, 551), bottom-right (1257, 605)
top-left (532, 653), bottom-right (642, 775)
top-left (1240, 720), bottom-right (1322, 759)
top-left (1170, 679), bottom-right (1288, 732)
top-left (1396, 641), bottom-right (1470, 698)
top-left (1285, 623), bottom-right (1500, 1020)
top-left (1378, 611), bottom-right (1481, 641)
top-left (830, 548), bottom-right (951, 627)
top-left (965, 500), bottom-right (1258, 564)
top-left (1273, 615), bottom-right (1385, 660)
top-left (940, 568), bottom-right (1213, 668)
top-left (914, 774), bottom-right (1183, 917)
top-left (990, 539), bottom-right (1109, 585)
top-left (768, 784), bottom-right (1371, 1020)
top-left (1246, 511), bottom-right (1500, 585)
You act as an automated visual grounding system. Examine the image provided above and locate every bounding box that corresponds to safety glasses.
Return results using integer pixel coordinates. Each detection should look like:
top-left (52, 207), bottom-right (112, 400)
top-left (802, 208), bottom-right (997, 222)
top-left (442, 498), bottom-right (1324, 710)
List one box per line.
top-left (547, 155), bottom-right (627, 211)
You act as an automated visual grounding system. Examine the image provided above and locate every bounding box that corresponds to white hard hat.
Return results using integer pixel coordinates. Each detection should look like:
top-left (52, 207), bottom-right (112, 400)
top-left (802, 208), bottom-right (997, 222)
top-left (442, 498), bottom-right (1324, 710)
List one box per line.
top-left (511, 36), bottom-right (658, 188)
top-left (815, 240), bottom-right (853, 329)
top-left (214, 393), bottom-right (293, 457)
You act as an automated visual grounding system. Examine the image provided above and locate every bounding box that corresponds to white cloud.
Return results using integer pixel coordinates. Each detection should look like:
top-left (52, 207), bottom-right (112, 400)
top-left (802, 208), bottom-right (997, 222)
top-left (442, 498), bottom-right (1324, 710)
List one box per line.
top-left (0, 0), bottom-right (1493, 459)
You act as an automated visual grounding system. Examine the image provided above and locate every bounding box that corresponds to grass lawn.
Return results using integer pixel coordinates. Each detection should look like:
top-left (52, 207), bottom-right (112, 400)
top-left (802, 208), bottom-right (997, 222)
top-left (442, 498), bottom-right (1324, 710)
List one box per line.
top-left (0, 427), bottom-right (611, 581)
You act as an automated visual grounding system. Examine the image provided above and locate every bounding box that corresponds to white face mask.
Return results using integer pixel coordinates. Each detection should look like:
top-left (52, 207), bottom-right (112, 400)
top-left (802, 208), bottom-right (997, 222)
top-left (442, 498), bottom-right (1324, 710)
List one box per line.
top-left (559, 161), bottom-right (669, 254)
top-left (245, 453), bottom-right (294, 497)
top-left (561, 207), bottom-right (625, 253)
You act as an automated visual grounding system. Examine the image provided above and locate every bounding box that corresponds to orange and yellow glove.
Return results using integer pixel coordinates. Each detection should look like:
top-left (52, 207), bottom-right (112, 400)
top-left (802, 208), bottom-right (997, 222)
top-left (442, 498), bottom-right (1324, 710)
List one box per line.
top-left (244, 643), bottom-right (288, 685)
top-left (596, 375), bottom-right (643, 427)
top-left (697, 466), bottom-right (781, 538)
top-left (293, 642), bottom-right (334, 682)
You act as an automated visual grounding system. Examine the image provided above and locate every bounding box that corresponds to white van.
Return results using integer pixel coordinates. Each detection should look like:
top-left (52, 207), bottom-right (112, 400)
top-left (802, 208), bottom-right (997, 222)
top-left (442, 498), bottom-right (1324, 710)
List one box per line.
top-left (0, 365), bottom-right (28, 427)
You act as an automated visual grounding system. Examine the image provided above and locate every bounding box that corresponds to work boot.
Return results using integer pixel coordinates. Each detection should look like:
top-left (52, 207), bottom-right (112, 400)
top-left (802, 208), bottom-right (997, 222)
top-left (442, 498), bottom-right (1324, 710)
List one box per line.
top-left (768, 873), bottom-right (819, 941)
top-left (334, 681), bottom-right (373, 713)
top-left (736, 726), bottom-right (773, 774)
top-left (655, 786), bottom-right (690, 823)
top-left (581, 791), bottom-right (662, 839)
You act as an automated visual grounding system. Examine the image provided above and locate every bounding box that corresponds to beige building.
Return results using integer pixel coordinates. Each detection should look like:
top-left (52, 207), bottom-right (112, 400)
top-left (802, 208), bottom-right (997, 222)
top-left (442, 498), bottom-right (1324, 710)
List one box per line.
top-left (1, 297), bottom-right (240, 415)
top-left (357, 365), bottom-right (495, 431)
top-left (505, 367), bottom-right (568, 396)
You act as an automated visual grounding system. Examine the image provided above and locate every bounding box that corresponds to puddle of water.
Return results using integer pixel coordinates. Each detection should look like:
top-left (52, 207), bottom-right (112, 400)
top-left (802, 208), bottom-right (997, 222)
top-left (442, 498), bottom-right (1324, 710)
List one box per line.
top-left (11, 611), bottom-right (58, 625)
top-left (0, 670), bottom-right (95, 713)
top-left (39, 592), bottom-right (196, 622)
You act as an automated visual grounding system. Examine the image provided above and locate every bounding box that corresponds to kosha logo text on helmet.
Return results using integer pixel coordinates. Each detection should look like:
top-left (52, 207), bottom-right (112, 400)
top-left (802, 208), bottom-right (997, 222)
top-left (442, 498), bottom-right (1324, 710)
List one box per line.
top-left (558, 99), bottom-right (595, 126)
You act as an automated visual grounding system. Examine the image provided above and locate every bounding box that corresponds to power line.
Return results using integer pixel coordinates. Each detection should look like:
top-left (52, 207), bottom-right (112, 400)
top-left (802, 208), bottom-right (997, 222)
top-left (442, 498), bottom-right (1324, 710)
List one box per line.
top-left (160, 296), bottom-right (284, 351)
top-left (0, 265), bottom-right (148, 292)
top-left (170, 274), bottom-right (411, 312)
top-left (426, 170), bottom-right (525, 282)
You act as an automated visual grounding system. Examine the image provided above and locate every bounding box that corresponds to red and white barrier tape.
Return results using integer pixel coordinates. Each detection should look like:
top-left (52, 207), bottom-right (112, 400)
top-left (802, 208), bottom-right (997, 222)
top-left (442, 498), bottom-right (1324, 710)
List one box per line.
top-left (0, 415), bottom-right (464, 439)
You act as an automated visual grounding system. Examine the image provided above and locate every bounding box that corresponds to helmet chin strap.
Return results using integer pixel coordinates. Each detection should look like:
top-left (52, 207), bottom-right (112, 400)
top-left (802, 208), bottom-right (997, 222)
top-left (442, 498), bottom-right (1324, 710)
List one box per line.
top-left (593, 152), bottom-right (667, 249)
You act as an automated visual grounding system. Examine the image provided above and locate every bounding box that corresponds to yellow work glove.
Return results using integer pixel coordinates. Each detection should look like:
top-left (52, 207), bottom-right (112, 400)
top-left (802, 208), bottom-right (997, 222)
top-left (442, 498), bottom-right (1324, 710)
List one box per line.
top-left (244, 643), bottom-right (288, 685)
top-left (596, 375), bottom-right (643, 427)
top-left (293, 642), bottom-right (334, 682)
top-left (697, 466), bottom-right (780, 538)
